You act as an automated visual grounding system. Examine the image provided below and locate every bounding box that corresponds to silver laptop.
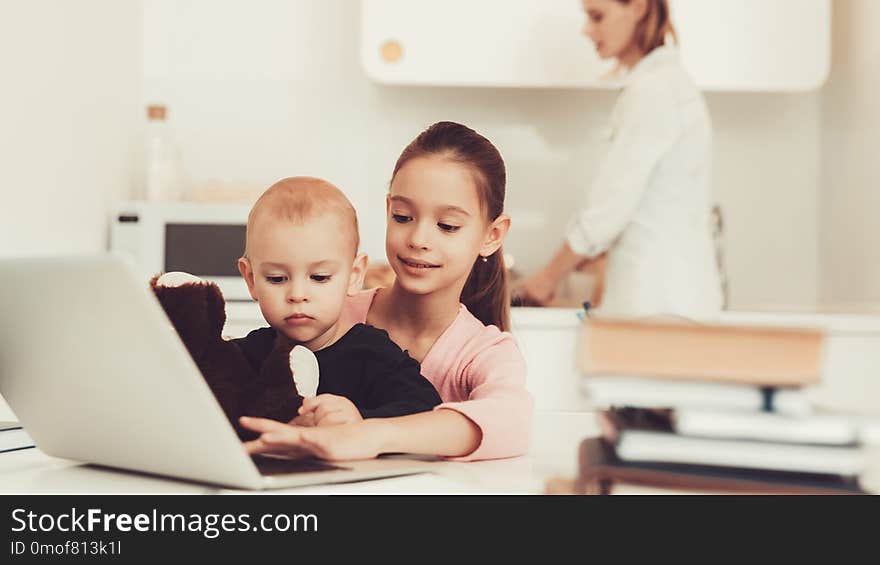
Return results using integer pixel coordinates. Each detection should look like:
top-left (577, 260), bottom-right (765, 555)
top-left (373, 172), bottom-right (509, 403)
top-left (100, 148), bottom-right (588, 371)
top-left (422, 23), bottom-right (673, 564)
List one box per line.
top-left (0, 255), bottom-right (435, 489)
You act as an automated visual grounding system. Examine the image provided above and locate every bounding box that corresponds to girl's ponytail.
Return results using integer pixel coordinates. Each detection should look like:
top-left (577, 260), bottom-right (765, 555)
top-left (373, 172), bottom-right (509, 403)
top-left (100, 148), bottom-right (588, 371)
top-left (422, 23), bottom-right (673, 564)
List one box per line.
top-left (461, 250), bottom-right (510, 332)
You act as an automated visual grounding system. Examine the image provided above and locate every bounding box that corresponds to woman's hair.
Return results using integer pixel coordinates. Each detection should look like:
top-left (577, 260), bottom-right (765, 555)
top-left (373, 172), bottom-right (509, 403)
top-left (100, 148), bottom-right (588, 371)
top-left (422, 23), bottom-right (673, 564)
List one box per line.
top-left (391, 121), bottom-right (510, 332)
top-left (617, 0), bottom-right (677, 54)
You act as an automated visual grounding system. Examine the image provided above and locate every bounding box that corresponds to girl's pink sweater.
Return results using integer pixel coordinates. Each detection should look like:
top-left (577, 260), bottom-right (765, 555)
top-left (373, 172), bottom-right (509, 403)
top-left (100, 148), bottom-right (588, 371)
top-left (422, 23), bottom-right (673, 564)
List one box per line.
top-left (340, 288), bottom-right (533, 461)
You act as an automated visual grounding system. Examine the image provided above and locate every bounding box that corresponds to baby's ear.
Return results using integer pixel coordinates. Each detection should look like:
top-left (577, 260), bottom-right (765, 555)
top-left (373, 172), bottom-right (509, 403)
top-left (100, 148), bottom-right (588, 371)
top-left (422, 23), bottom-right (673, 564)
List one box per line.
top-left (347, 252), bottom-right (368, 295)
top-left (237, 257), bottom-right (258, 301)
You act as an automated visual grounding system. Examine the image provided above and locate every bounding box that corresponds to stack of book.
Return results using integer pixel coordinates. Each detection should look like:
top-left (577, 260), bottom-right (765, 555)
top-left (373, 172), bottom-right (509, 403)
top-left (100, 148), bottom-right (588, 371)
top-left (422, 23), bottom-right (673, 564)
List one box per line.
top-left (1, 421), bottom-right (34, 455)
top-left (576, 317), bottom-right (871, 494)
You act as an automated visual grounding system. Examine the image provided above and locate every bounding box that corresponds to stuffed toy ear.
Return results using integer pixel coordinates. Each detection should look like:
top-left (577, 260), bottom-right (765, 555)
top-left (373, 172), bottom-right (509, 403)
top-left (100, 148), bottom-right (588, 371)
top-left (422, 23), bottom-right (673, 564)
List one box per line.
top-left (150, 272), bottom-right (225, 359)
top-left (290, 346), bottom-right (319, 399)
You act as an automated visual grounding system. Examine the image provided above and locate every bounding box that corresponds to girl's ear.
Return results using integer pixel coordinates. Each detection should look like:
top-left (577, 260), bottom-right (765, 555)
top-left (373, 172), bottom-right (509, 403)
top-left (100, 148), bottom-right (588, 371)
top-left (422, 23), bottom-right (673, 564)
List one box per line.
top-left (237, 257), bottom-right (259, 301)
top-left (479, 214), bottom-right (511, 259)
top-left (347, 252), bottom-right (368, 296)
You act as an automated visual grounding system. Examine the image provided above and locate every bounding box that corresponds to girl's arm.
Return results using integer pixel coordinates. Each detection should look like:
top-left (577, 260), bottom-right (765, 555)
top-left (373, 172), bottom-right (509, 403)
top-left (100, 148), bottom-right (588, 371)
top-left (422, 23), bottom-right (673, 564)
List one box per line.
top-left (377, 409), bottom-right (482, 456)
top-left (240, 410), bottom-right (480, 460)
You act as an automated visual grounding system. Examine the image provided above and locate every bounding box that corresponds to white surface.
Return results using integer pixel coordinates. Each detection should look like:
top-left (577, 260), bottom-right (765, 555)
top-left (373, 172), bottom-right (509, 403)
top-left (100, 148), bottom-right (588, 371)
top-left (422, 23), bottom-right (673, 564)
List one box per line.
top-left (583, 377), bottom-right (812, 416)
top-left (820, 0), bottom-right (880, 312)
top-left (720, 310), bottom-right (880, 333)
top-left (0, 429), bottom-right (34, 452)
top-left (361, 0), bottom-right (830, 91)
top-left (673, 409), bottom-right (859, 446)
top-left (0, 411), bottom-right (595, 494)
top-left (0, 0), bottom-right (140, 258)
top-left (510, 308), bottom-right (587, 412)
top-left (0, 396), bottom-right (15, 422)
top-left (617, 430), bottom-right (865, 476)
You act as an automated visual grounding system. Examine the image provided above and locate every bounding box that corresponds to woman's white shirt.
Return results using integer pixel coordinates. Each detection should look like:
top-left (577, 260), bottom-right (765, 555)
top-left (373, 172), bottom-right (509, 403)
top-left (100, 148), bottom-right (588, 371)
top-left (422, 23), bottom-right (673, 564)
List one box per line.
top-left (565, 46), bottom-right (723, 320)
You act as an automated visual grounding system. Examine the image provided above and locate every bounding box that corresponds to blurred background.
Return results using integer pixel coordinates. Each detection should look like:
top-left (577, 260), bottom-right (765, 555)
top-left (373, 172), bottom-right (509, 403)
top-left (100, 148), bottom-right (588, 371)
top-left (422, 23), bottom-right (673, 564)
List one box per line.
top-left (0, 0), bottom-right (877, 314)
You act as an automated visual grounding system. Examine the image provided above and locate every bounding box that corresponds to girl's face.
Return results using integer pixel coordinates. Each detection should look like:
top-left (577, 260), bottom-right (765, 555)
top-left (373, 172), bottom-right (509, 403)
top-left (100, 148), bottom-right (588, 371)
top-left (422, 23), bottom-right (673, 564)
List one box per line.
top-left (581, 0), bottom-right (644, 62)
top-left (386, 156), bottom-right (499, 297)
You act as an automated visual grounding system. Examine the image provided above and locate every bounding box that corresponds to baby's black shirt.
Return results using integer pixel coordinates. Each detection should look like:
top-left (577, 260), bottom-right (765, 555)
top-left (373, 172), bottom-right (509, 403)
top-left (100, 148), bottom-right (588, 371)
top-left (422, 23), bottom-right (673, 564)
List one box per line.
top-left (233, 323), bottom-right (442, 419)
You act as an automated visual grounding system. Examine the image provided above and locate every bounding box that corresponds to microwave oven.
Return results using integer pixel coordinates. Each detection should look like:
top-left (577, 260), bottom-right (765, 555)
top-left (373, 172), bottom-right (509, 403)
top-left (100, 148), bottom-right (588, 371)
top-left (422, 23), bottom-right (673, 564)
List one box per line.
top-left (110, 201), bottom-right (254, 301)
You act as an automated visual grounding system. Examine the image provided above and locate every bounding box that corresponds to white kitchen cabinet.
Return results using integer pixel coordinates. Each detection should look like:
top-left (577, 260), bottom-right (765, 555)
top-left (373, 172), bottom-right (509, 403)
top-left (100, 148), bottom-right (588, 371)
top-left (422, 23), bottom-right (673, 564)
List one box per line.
top-left (360, 0), bottom-right (831, 92)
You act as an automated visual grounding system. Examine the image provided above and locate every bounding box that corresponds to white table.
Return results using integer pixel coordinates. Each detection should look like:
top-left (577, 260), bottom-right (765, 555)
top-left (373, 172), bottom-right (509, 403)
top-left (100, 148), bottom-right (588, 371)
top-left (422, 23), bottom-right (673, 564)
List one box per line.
top-left (0, 411), bottom-right (597, 495)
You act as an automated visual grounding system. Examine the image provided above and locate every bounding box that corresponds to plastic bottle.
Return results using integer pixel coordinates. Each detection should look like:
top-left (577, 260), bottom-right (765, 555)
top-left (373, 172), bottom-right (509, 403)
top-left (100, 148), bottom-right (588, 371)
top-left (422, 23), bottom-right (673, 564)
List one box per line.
top-left (144, 104), bottom-right (185, 201)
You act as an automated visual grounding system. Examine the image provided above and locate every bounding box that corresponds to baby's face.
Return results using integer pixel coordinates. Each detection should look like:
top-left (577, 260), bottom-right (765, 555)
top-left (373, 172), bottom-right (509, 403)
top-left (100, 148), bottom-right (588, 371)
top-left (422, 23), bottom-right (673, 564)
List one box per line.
top-left (242, 215), bottom-right (356, 351)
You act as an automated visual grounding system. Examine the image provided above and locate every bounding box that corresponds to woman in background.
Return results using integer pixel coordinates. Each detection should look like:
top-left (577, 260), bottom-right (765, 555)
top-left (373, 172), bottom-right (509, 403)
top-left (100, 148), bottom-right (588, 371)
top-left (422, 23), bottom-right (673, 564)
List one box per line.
top-left (520, 0), bottom-right (722, 320)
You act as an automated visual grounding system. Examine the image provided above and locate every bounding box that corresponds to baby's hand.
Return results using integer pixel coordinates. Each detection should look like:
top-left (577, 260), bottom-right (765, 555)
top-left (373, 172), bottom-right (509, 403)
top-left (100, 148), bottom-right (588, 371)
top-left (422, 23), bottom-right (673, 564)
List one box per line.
top-left (295, 394), bottom-right (363, 427)
top-left (240, 417), bottom-right (385, 461)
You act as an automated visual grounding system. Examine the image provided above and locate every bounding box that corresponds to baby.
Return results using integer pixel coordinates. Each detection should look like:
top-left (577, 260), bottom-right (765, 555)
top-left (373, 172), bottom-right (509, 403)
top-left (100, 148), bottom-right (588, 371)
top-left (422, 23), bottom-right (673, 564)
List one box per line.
top-left (233, 176), bottom-right (441, 426)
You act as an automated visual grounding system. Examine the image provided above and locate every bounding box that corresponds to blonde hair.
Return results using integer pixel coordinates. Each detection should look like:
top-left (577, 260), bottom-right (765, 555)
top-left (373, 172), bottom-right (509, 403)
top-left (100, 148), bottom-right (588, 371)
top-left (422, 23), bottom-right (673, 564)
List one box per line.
top-left (244, 176), bottom-right (359, 257)
top-left (619, 0), bottom-right (677, 54)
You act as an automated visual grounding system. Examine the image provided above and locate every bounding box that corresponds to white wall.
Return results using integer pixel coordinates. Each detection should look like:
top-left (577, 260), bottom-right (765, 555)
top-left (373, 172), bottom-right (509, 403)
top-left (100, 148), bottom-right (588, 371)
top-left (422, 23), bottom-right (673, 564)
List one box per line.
top-left (0, 0), bottom-right (142, 420)
top-left (709, 92), bottom-right (822, 311)
top-left (2, 0), bottom-right (864, 314)
top-left (0, 0), bottom-right (142, 258)
top-left (820, 0), bottom-right (880, 314)
top-left (140, 0), bottom-right (823, 312)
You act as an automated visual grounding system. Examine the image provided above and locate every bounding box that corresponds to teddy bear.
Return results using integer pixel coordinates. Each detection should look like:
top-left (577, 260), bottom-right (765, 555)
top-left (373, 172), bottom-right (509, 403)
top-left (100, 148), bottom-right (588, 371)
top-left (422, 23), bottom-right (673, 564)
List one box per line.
top-left (149, 272), bottom-right (319, 441)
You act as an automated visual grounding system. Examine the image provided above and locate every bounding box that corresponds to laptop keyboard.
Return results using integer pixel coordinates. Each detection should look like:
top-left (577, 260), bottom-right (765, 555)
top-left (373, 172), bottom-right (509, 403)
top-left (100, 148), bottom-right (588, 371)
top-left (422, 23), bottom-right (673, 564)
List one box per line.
top-left (252, 455), bottom-right (350, 476)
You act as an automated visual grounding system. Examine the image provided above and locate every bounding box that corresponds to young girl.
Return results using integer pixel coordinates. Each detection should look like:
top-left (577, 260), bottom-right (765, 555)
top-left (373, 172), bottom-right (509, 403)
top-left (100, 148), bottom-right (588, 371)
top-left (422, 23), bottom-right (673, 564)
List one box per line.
top-left (241, 121), bottom-right (533, 461)
top-left (520, 0), bottom-right (723, 319)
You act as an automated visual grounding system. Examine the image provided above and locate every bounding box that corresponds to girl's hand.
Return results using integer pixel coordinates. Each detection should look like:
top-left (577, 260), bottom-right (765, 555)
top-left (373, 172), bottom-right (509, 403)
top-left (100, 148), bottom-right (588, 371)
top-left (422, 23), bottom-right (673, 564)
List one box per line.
top-left (294, 394), bottom-right (363, 427)
top-left (240, 417), bottom-right (385, 461)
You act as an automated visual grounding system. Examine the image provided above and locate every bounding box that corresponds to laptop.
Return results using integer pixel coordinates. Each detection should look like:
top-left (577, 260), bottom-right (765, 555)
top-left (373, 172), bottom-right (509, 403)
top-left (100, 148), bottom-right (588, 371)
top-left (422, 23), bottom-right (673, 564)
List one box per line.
top-left (0, 255), bottom-right (435, 489)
